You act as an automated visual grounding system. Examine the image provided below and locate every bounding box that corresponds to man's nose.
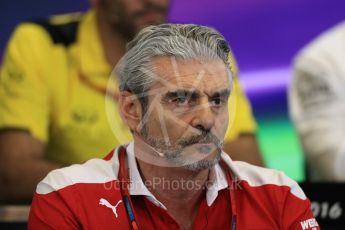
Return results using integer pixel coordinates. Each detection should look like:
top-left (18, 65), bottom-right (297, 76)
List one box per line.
top-left (190, 100), bottom-right (216, 131)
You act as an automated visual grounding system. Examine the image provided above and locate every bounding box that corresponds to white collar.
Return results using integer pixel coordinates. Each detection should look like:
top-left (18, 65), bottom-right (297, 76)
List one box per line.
top-left (126, 142), bottom-right (228, 209)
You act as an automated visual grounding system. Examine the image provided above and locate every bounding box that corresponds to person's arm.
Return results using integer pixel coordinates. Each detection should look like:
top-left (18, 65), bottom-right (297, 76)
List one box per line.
top-left (0, 23), bottom-right (61, 203)
top-left (289, 57), bottom-right (345, 181)
top-left (0, 131), bottom-right (60, 203)
top-left (29, 175), bottom-right (80, 230)
top-left (281, 182), bottom-right (320, 229)
top-left (223, 134), bottom-right (263, 166)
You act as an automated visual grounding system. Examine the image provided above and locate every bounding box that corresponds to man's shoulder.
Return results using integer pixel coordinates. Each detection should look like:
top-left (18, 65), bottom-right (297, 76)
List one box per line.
top-left (222, 153), bottom-right (306, 200)
top-left (295, 21), bottom-right (345, 65)
top-left (12, 12), bottom-right (84, 47)
top-left (36, 150), bottom-right (120, 195)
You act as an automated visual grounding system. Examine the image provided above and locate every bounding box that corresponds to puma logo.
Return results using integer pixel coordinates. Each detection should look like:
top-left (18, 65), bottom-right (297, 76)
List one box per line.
top-left (99, 198), bottom-right (123, 218)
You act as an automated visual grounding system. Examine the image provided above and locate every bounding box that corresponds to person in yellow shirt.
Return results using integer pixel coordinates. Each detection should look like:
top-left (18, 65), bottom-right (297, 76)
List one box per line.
top-left (0, 0), bottom-right (262, 203)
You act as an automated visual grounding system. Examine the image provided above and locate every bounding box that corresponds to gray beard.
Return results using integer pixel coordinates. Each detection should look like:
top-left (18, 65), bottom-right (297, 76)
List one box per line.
top-left (181, 149), bottom-right (222, 171)
top-left (139, 125), bottom-right (223, 171)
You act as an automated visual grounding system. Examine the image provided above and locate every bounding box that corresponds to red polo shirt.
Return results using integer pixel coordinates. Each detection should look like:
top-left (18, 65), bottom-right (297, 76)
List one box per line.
top-left (131, 189), bottom-right (231, 229)
top-left (29, 144), bottom-right (319, 229)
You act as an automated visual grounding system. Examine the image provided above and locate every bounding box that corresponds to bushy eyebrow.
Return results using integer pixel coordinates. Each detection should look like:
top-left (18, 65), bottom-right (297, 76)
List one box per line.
top-left (163, 90), bottom-right (200, 101)
top-left (207, 89), bottom-right (231, 99)
top-left (162, 88), bottom-right (230, 101)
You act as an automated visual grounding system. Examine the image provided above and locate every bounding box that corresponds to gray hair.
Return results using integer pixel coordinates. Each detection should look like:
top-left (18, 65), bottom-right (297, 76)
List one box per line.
top-left (115, 23), bottom-right (232, 111)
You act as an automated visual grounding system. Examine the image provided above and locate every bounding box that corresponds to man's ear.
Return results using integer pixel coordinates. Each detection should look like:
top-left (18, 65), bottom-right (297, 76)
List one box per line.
top-left (118, 91), bottom-right (143, 132)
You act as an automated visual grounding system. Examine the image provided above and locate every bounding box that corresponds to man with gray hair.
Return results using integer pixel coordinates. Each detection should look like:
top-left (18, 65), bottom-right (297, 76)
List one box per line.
top-left (0, 0), bottom-right (262, 204)
top-left (29, 24), bottom-right (318, 229)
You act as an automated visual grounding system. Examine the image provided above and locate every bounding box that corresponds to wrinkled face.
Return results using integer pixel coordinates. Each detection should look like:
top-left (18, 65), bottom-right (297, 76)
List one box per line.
top-left (135, 57), bottom-right (231, 171)
top-left (97, 0), bottom-right (170, 39)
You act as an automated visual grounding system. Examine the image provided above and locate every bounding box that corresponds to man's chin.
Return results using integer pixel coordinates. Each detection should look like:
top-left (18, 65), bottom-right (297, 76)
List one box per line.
top-left (182, 152), bottom-right (221, 172)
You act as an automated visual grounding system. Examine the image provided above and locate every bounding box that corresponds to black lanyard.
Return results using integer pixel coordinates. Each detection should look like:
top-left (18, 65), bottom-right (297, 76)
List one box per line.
top-left (117, 146), bottom-right (237, 230)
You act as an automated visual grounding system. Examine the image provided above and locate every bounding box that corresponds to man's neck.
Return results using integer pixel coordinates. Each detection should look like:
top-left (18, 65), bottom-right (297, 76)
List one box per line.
top-left (136, 158), bottom-right (210, 230)
top-left (96, 11), bottom-right (127, 67)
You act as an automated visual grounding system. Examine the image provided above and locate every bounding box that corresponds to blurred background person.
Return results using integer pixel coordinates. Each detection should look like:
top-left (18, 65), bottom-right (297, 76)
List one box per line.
top-left (0, 0), bottom-right (261, 203)
top-left (289, 21), bottom-right (345, 182)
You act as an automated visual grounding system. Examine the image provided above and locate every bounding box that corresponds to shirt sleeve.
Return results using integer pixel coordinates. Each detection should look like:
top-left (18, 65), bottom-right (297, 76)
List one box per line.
top-left (0, 23), bottom-right (52, 142)
top-left (289, 53), bottom-right (345, 181)
top-left (224, 52), bottom-right (257, 142)
top-left (281, 183), bottom-right (320, 230)
top-left (29, 192), bottom-right (81, 230)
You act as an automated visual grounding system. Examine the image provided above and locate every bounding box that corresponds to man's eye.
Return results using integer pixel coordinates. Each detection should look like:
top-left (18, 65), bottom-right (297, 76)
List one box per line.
top-left (172, 97), bottom-right (189, 106)
top-left (210, 98), bottom-right (225, 107)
